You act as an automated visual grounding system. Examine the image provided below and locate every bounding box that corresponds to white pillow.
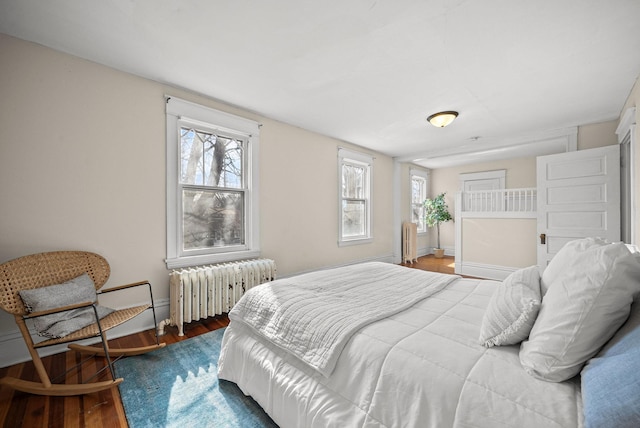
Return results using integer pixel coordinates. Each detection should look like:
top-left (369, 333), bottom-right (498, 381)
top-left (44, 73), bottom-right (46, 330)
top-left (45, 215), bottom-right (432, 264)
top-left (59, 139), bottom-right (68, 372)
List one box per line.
top-left (479, 266), bottom-right (541, 347)
top-left (626, 244), bottom-right (640, 261)
top-left (539, 237), bottom-right (607, 295)
top-left (520, 239), bottom-right (640, 382)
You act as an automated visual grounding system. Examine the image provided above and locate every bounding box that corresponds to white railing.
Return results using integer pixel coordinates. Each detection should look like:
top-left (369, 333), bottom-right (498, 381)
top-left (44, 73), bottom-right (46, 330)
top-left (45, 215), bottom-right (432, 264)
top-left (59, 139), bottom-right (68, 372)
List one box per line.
top-left (458, 188), bottom-right (537, 218)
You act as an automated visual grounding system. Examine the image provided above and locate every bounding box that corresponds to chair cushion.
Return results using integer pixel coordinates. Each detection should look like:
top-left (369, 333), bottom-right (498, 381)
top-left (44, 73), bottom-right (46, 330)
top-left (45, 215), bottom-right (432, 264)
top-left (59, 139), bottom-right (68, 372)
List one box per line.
top-left (581, 300), bottom-right (640, 427)
top-left (520, 238), bottom-right (640, 382)
top-left (479, 265), bottom-right (541, 347)
top-left (19, 273), bottom-right (113, 339)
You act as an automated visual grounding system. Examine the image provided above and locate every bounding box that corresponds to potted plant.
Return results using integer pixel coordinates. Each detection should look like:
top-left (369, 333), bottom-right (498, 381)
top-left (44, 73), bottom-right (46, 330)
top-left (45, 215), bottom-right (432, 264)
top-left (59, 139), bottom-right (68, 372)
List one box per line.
top-left (424, 192), bottom-right (453, 258)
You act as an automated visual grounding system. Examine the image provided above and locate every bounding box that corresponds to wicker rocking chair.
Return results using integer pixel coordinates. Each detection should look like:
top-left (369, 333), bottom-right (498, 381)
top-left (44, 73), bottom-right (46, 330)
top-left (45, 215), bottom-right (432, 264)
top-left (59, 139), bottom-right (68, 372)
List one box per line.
top-left (0, 251), bottom-right (165, 396)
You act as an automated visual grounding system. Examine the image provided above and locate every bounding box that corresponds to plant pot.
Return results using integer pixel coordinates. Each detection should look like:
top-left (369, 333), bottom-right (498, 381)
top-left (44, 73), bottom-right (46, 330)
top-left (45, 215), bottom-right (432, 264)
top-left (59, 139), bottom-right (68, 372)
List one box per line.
top-left (433, 248), bottom-right (445, 258)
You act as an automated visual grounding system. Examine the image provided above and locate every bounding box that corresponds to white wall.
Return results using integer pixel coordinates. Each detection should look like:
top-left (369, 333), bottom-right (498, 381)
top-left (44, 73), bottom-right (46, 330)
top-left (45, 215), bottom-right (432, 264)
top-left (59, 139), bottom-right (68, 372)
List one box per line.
top-left (0, 34), bottom-right (395, 365)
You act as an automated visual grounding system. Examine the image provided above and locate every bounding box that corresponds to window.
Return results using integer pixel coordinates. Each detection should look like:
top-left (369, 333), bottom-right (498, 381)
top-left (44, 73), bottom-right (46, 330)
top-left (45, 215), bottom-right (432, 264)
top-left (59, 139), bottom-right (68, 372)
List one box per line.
top-left (410, 170), bottom-right (428, 233)
top-left (339, 148), bottom-right (373, 245)
top-left (166, 97), bottom-right (260, 268)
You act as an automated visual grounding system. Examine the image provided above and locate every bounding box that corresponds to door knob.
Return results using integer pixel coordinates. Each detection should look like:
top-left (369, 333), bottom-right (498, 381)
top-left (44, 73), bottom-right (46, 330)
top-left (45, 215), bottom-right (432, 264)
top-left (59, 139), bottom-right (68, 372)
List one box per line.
top-left (540, 233), bottom-right (546, 244)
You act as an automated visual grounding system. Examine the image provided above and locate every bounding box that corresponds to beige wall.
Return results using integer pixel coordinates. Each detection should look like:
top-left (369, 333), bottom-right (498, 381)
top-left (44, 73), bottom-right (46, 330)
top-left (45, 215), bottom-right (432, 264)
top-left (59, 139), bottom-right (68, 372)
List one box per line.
top-left (0, 34), bottom-right (395, 336)
top-left (259, 118), bottom-right (394, 274)
top-left (578, 120), bottom-right (619, 150)
top-left (461, 219), bottom-right (537, 267)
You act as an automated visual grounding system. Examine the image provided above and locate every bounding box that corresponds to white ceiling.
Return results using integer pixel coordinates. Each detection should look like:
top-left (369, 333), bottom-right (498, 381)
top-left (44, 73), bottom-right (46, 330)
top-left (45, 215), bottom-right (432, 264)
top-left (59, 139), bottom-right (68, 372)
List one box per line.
top-left (1, 0), bottom-right (639, 167)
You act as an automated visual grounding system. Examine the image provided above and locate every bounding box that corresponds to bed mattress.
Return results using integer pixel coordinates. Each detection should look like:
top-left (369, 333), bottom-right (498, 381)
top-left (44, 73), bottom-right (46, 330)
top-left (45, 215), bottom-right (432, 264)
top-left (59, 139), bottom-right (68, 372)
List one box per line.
top-left (218, 271), bottom-right (582, 428)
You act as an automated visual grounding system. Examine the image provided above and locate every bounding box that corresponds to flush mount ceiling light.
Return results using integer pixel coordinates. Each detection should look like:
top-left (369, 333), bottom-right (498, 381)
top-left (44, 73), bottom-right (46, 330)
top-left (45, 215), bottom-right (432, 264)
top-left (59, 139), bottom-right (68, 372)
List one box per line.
top-left (427, 111), bottom-right (458, 127)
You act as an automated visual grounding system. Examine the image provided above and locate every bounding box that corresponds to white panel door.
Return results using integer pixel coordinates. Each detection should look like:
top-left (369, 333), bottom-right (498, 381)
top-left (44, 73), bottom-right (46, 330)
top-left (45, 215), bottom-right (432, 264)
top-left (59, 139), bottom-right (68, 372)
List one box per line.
top-left (537, 145), bottom-right (620, 271)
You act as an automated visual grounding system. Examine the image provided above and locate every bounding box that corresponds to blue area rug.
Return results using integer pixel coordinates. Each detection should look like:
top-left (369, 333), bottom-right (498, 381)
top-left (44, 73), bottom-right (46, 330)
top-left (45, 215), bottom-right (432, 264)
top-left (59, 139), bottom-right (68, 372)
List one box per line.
top-left (116, 328), bottom-right (278, 427)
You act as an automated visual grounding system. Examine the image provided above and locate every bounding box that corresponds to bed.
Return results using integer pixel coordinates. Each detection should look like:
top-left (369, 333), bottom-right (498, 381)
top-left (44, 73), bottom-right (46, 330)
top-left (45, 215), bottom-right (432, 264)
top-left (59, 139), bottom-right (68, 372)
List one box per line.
top-left (218, 238), bottom-right (640, 428)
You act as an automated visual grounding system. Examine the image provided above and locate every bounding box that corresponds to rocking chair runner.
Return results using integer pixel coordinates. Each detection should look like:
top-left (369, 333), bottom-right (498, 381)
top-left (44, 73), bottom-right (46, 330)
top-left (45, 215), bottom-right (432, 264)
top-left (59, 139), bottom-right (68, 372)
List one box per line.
top-left (0, 251), bottom-right (166, 396)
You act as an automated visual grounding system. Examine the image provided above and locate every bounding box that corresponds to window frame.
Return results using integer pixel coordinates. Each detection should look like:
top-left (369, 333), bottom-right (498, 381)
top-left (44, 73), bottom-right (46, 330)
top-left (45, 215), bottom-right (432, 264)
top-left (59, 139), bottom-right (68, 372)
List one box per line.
top-left (166, 96), bottom-right (260, 269)
top-left (338, 148), bottom-right (373, 246)
top-left (410, 169), bottom-right (429, 234)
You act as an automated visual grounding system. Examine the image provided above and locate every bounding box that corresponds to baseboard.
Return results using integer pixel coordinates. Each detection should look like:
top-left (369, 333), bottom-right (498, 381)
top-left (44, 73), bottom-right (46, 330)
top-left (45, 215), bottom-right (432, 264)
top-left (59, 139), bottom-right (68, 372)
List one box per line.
top-left (426, 247), bottom-right (455, 257)
top-left (0, 298), bottom-right (170, 368)
top-left (454, 261), bottom-right (516, 281)
top-left (398, 247), bottom-right (455, 262)
top-left (417, 247), bottom-right (431, 257)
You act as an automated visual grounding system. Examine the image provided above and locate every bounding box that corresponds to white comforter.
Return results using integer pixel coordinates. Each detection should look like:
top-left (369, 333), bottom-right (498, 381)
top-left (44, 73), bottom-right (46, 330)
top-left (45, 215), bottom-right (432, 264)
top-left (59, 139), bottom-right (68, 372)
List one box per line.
top-left (227, 262), bottom-right (458, 376)
top-left (218, 263), bottom-right (582, 428)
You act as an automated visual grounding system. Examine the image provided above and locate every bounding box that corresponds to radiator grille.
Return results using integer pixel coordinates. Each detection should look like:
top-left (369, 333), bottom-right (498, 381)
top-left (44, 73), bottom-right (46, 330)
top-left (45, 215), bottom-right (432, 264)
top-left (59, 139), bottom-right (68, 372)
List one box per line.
top-left (402, 222), bottom-right (418, 264)
top-left (168, 258), bottom-right (276, 335)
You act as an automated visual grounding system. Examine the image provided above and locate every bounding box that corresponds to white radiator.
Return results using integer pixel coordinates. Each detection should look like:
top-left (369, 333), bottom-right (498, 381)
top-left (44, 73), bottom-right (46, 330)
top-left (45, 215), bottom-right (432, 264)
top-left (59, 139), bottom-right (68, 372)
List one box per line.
top-left (165, 258), bottom-right (276, 336)
top-left (402, 222), bottom-right (418, 264)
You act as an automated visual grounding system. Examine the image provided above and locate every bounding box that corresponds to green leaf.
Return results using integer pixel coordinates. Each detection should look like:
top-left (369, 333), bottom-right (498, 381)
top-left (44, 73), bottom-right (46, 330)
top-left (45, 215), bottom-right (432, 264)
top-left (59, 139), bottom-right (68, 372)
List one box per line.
top-left (423, 192), bottom-right (452, 228)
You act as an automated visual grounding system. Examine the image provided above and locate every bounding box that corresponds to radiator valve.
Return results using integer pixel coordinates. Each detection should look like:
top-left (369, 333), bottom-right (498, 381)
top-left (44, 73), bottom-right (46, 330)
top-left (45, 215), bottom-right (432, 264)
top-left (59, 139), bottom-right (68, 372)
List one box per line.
top-left (157, 318), bottom-right (172, 336)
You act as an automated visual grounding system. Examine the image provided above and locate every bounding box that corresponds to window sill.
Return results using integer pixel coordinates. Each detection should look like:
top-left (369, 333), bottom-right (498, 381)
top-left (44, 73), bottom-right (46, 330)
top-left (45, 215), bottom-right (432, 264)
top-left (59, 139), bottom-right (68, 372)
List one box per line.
top-left (338, 237), bottom-right (373, 247)
top-left (165, 250), bottom-right (261, 270)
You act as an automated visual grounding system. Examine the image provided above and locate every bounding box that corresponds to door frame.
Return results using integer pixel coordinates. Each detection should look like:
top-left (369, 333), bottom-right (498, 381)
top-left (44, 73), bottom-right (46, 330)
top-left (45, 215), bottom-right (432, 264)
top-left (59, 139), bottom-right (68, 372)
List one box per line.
top-left (616, 106), bottom-right (637, 245)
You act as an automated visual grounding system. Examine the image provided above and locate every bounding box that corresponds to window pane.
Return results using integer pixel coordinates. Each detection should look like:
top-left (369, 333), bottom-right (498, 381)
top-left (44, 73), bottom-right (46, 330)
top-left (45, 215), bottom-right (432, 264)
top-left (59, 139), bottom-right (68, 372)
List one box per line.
top-left (342, 200), bottom-right (365, 237)
top-left (411, 204), bottom-right (419, 223)
top-left (342, 164), bottom-right (365, 198)
top-left (206, 136), bottom-right (243, 188)
top-left (411, 175), bottom-right (427, 232)
top-left (411, 178), bottom-right (424, 203)
top-left (412, 204), bottom-right (425, 230)
top-left (180, 127), bottom-right (244, 189)
top-left (181, 128), bottom-right (203, 184)
top-left (182, 189), bottom-right (245, 250)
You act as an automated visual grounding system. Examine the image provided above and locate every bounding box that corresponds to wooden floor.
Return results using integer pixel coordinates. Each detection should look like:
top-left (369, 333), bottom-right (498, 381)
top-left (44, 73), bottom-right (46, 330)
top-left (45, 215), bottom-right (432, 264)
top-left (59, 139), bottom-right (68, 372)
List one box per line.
top-left (0, 256), bottom-right (453, 427)
top-left (401, 254), bottom-right (455, 274)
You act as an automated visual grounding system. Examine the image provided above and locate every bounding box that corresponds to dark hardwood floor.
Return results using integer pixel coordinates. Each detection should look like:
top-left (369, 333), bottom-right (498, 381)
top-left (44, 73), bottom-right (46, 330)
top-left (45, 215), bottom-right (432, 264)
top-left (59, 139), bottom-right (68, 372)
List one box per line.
top-left (0, 316), bottom-right (229, 428)
top-left (0, 256), bottom-right (452, 427)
